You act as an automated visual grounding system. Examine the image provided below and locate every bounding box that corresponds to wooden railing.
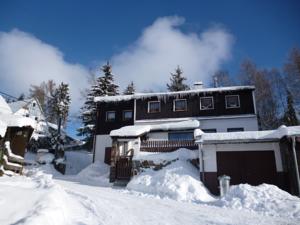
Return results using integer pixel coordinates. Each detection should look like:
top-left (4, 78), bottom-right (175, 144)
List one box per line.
top-left (140, 140), bottom-right (198, 152)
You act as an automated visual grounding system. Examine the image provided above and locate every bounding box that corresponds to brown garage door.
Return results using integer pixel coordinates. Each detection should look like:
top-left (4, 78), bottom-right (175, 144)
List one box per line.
top-left (217, 151), bottom-right (277, 186)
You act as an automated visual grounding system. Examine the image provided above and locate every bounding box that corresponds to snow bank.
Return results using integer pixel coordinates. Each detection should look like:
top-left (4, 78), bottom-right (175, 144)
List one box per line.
top-left (75, 162), bottom-right (111, 186)
top-left (64, 151), bottom-right (93, 175)
top-left (36, 153), bottom-right (54, 164)
top-left (133, 148), bottom-right (198, 164)
top-left (212, 183), bottom-right (300, 220)
top-left (127, 159), bottom-right (215, 203)
top-left (0, 171), bottom-right (70, 225)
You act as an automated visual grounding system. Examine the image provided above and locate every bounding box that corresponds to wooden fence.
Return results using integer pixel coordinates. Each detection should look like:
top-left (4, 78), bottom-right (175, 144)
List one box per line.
top-left (140, 140), bottom-right (198, 152)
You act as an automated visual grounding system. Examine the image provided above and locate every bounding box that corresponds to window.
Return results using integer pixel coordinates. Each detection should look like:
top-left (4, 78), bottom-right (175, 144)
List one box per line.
top-left (106, 111), bottom-right (116, 121)
top-left (32, 102), bottom-right (36, 107)
top-left (202, 129), bottom-right (217, 133)
top-left (225, 95), bottom-right (240, 108)
top-left (148, 101), bottom-right (160, 113)
top-left (123, 110), bottom-right (133, 121)
top-left (173, 99), bottom-right (187, 112)
top-left (200, 97), bottom-right (214, 110)
top-left (227, 128), bottom-right (244, 132)
top-left (168, 131), bottom-right (194, 140)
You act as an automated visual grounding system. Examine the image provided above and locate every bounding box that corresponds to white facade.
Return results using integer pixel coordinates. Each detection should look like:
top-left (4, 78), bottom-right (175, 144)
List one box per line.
top-left (136, 115), bottom-right (258, 133)
top-left (199, 115), bottom-right (258, 132)
top-left (94, 135), bottom-right (112, 162)
top-left (200, 142), bottom-right (283, 173)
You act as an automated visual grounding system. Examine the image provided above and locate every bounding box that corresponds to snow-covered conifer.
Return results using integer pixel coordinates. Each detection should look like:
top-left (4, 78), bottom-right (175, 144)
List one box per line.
top-left (167, 66), bottom-right (189, 91)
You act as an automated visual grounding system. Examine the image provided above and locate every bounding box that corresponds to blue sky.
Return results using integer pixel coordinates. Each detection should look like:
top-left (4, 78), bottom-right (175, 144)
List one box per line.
top-left (0, 0), bottom-right (299, 137)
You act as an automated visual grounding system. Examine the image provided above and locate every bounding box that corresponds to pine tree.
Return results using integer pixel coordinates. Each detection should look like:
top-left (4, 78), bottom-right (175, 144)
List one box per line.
top-left (167, 66), bottom-right (189, 91)
top-left (282, 90), bottom-right (299, 126)
top-left (123, 81), bottom-right (135, 95)
top-left (77, 62), bottom-right (119, 150)
top-left (46, 82), bottom-right (71, 159)
top-left (49, 82), bottom-right (71, 127)
top-left (98, 62), bottom-right (119, 96)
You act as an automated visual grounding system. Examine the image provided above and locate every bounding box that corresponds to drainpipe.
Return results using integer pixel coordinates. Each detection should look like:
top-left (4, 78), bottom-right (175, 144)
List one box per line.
top-left (198, 137), bottom-right (205, 183)
top-left (292, 136), bottom-right (300, 196)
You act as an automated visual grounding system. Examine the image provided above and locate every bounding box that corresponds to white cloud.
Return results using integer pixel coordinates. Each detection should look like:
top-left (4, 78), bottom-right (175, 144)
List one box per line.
top-left (110, 16), bottom-right (234, 91)
top-left (0, 29), bottom-right (89, 112)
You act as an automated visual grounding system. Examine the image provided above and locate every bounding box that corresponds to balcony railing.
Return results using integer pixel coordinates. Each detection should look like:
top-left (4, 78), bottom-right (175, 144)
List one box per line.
top-left (140, 140), bottom-right (198, 152)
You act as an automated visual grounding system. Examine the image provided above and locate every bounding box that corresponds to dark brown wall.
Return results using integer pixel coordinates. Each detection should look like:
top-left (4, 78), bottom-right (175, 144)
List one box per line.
top-left (135, 90), bottom-right (255, 120)
top-left (96, 100), bottom-right (134, 135)
top-left (279, 137), bottom-right (300, 196)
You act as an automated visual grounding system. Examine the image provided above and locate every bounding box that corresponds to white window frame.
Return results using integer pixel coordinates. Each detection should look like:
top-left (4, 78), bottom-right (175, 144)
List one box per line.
top-left (225, 95), bottom-right (240, 109)
top-left (200, 96), bottom-right (214, 110)
top-left (173, 99), bottom-right (187, 112)
top-left (147, 101), bottom-right (161, 113)
top-left (106, 111), bottom-right (116, 121)
top-left (123, 110), bottom-right (133, 121)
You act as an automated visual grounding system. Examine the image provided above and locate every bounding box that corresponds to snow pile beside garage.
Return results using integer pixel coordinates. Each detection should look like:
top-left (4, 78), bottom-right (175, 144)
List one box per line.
top-left (212, 183), bottom-right (300, 220)
top-left (127, 156), bottom-right (215, 203)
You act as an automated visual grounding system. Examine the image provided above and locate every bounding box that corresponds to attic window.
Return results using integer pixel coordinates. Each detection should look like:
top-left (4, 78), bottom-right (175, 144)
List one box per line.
top-left (200, 97), bottom-right (214, 110)
top-left (123, 110), bottom-right (133, 121)
top-left (225, 95), bottom-right (240, 108)
top-left (173, 99), bottom-right (187, 112)
top-left (106, 111), bottom-right (116, 122)
top-left (148, 101), bottom-right (160, 113)
top-left (32, 102), bottom-right (36, 107)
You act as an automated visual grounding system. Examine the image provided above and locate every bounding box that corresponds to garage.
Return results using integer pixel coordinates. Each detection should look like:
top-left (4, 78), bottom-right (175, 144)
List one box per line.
top-left (217, 151), bottom-right (278, 186)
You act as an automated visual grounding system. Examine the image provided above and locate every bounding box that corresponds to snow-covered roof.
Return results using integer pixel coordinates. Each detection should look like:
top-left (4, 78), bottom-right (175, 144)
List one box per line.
top-left (0, 114), bottom-right (36, 129)
top-left (95, 86), bottom-right (255, 103)
top-left (110, 120), bottom-right (200, 137)
top-left (0, 119), bottom-right (7, 138)
top-left (0, 95), bottom-right (36, 132)
top-left (194, 125), bottom-right (300, 143)
top-left (8, 99), bottom-right (32, 113)
top-left (0, 95), bottom-right (13, 114)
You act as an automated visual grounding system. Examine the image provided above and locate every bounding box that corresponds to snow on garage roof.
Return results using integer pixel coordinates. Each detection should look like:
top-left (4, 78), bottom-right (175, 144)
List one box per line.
top-left (110, 120), bottom-right (200, 137)
top-left (95, 86), bottom-right (255, 103)
top-left (194, 125), bottom-right (300, 143)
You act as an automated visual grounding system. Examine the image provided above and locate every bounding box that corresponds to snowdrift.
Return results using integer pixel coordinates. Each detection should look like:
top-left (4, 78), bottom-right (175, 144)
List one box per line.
top-left (75, 161), bottom-right (111, 186)
top-left (0, 171), bottom-right (73, 225)
top-left (127, 159), bottom-right (215, 203)
top-left (212, 183), bottom-right (300, 220)
top-left (64, 151), bottom-right (93, 175)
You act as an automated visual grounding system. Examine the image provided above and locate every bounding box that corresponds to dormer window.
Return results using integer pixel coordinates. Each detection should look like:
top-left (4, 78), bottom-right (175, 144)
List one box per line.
top-left (32, 102), bottom-right (36, 107)
top-left (225, 95), bottom-right (240, 108)
top-left (200, 97), bottom-right (214, 110)
top-left (173, 99), bottom-right (187, 112)
top-left (148, 101), bottom-right (160, 113)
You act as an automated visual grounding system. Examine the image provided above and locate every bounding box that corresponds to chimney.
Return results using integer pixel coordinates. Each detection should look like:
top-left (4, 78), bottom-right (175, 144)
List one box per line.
top-left (193, 81), bottom-right (203, 90)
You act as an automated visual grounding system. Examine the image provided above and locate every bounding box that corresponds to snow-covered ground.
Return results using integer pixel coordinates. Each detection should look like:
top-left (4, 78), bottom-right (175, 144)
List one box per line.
top-left (0, 151), bottom-right (300, 225)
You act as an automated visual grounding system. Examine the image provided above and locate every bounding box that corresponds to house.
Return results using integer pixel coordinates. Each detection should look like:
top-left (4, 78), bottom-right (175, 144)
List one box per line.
top-left (8, 98), bottom-right (82, 150)
top-left (0, 96), bottom-right (36, 174)
top-left (93, 84), bottom-right (258, 164)
top-left (194, 125), bottom-right (300, 195)
top-left (93, 84), bottom-right (259, 183)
